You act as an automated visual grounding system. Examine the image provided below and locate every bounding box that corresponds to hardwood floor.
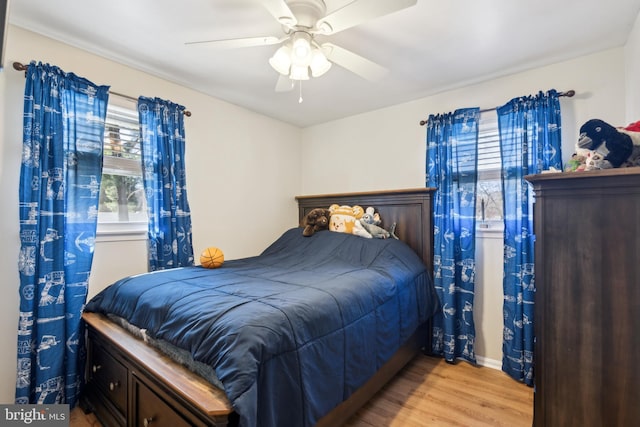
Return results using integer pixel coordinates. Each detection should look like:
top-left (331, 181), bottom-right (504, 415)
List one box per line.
top-left (344, 355), bottom-right (533, 427)
top-left (69, 407), bottom-right (101, 427)
top-left (72, 355), bottom-right (533, 427)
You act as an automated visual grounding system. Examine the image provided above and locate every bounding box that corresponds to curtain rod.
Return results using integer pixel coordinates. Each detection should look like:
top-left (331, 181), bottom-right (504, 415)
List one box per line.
top-left (418, 89), bottom-right (575, 126)
top-left (12, 61), bottom-right (192, 117)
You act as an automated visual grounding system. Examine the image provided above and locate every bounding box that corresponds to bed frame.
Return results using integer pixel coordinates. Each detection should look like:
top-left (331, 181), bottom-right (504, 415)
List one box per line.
top-left (81, 188), bottom-right (435, 427)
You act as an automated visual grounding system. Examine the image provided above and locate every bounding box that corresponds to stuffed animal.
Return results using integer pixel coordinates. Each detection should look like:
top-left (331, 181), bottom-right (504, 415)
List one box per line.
top-left (584, 150), bottom-right (608, 171)
top-left (302, 208), bottom-right (332, 237)
top-left (565, 142), bottom-right (600, 171)
top-left (578, 119), bottom-right (633, 169)
top-left (355, 206), bottom-right (399, 239)
top-left (360, 207), bottom-right (381, 226)
top-left (564, 151), bottom-right (588, 172)
top-left (618, 126), bottom-right (640, 167)
top-left (571, 119), bottom-right (640, 170)
top-left (328, 204), bottom-right (365, 235)
top-left (624, 120), bottom-right (640, 132)
top-left (357, 220), bottom-right (398, 239)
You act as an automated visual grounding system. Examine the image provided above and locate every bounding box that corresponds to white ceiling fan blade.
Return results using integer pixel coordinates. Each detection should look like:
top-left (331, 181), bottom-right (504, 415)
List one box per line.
top-left (275, 74), bottom-right (295, 92)
top-left (316, 0), bottom-right (417, 34)
top-left (262, 0), bottom-right (297, 27)
top-left (185, 36), bottom-right (283, 48)
top-left (322, 43), bottom-right (388, 82)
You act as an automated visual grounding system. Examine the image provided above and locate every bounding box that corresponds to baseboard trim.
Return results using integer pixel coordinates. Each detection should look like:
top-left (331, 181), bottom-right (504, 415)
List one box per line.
top-left (475, 355), bottom-right (502, 371)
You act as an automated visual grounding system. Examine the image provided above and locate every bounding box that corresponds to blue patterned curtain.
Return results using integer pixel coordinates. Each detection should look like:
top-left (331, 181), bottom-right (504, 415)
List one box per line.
top-left (426, 108), bottom-right (480, 363)
top-left (138, 97), bottom-right (194, 271)
top-left (16, 62), bottom-right (109, 406)
top-left (497, 90), bottom-right (562, 385)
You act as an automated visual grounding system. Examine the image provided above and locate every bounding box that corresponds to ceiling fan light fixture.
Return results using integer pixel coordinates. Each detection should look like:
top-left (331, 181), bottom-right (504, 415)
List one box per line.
top-left (290, 64), bottom-right (310, 81)
top-left (310, 48), bottom-right (332, 77)
top-left (291, 32), bottom-right (312, 64)
top-left (269, 45), bottom-right (292, 75)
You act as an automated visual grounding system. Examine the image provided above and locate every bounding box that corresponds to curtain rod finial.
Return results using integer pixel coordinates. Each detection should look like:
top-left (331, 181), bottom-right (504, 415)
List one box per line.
top-left (13, 61), bottom-right (28, 71)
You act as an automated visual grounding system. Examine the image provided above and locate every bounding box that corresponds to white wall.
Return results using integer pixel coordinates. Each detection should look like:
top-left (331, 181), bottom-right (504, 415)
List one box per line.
top-left (0, 25), bottom-right (302, 404)
top-left (626, 11), bottom-right (640, 123)
top-left (473, 231), bottom-right (505, 367)
top-left (300, 47), bottom-right (630, 366)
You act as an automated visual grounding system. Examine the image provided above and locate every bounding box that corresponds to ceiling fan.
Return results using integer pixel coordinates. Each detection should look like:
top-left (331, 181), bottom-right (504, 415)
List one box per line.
top-left (187, 0), bottom-right (418, 92)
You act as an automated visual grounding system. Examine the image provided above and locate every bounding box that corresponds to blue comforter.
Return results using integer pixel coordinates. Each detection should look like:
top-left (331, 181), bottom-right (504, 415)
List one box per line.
top-left (85, 227), bottom-right (438, 427)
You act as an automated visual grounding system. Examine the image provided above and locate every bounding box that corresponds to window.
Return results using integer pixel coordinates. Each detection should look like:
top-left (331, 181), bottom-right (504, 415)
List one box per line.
top-left (97, 96), bottom-right (147, 236)
top-left (476, 112), bottom-right (503, 229)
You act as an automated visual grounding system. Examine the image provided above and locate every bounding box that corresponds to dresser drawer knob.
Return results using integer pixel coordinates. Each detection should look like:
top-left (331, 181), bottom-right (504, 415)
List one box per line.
top-left (92, 364), bottom-right (102, 373)
top-left (143, 417), bottom-right (153, 427)
top-left (109, 381), bottom-right (120, 391)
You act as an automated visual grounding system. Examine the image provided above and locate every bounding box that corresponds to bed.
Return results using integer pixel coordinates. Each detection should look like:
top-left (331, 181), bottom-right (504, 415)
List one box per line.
top-left (81, 188), bottom-right (437, 427)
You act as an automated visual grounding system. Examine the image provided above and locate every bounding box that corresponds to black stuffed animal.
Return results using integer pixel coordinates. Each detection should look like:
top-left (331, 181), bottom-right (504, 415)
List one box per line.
top-left (578, 119), bottom-right (633, 168)
top-left (302, 208), bottom-right (332, 237)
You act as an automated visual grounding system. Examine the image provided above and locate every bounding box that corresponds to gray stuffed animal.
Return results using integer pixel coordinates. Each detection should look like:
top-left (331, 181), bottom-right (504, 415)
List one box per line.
top-left (358, 220), bottom-right (398, 239)
top-left (358, 207), bottom-right (398, 239)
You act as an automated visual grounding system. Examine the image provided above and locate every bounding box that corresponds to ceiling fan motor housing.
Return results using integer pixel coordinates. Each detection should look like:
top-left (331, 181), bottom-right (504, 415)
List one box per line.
top-left (284, 0), bottom-right (326, 29)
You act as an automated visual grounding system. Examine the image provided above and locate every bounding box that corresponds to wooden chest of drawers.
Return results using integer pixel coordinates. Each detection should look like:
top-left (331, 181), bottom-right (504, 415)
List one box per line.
top-left (526, 169), bottom-right (640, 426)
top-left (82, 312), bottom-right (234, 427)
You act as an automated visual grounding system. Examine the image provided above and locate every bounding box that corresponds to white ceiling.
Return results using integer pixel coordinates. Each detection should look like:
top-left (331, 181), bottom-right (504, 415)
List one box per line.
top-left (8, 0), bottom-right (640, 127)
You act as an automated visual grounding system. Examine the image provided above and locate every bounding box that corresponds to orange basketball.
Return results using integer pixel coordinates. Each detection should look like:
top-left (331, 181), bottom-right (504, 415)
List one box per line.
top-left (200, 247), bottom-right (224, 269)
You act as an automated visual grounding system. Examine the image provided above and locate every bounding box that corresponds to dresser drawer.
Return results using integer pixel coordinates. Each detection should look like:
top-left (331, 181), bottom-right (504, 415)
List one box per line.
top-left (90, 340), bottom-right (128, 416)
top-left (133, 375), bottom-right (206, 427)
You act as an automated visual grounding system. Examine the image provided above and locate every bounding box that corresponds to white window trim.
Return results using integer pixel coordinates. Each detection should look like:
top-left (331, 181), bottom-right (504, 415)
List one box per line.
top-left (96, 226), bottom-right (147, 242)
top-left (477, 221), bottom-right (504, 237)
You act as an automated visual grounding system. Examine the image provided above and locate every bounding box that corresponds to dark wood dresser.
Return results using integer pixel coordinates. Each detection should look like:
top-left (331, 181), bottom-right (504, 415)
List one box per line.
top-left (525, 168), bottom-right (640, 427)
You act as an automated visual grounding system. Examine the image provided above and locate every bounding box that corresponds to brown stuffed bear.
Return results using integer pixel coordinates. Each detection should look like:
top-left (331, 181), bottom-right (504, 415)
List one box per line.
top-left (302, 208), bottom-right (332, 236)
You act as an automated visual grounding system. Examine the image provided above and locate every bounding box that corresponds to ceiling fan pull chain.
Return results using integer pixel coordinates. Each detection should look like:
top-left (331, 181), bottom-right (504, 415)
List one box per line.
top-left (298, 80), bottom-right (304, 104)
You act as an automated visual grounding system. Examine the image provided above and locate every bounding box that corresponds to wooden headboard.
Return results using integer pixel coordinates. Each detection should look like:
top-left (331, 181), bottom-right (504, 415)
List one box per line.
top-left (295, 188), bottom-right (435, 273)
